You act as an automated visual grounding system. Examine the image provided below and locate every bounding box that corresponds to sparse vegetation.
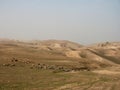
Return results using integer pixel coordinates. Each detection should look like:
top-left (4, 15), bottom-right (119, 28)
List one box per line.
top-left (0, 40), bottom-right (120, 90)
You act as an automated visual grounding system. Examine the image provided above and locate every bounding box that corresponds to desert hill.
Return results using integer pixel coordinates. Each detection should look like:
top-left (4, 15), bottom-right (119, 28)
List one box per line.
top-left (0, 39), bottom-right (120, 90)
top-left (0, 39), bottom-right (120, 70)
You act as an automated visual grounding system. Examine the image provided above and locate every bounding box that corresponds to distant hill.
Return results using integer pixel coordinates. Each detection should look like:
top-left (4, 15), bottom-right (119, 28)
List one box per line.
top-left (0, 39), bottom-right (120, 70)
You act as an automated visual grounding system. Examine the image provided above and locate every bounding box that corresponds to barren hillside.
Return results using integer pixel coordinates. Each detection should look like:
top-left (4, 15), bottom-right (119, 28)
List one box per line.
top-left (0, 40), bottom-right (120, 69)
top-left (0, 39), bottom-right (120, 90)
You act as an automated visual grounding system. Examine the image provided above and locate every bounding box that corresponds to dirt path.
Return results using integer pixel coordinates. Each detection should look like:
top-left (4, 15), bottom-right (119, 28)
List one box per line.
top-left (92, 70), bottom-right (120, 75)
top-left (92, 65), bottom-right (120, 75)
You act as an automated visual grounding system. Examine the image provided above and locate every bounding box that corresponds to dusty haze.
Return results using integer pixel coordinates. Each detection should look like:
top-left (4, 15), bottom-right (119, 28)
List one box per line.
top-left (0, 0), bottom-right (120, 44)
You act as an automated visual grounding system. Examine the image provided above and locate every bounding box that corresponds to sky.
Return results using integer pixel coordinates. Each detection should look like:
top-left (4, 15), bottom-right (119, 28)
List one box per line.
top-left (0, 0), bottom-right (120, 44)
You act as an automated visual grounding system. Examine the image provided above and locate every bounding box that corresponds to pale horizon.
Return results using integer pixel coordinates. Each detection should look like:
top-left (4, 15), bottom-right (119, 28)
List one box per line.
top-left (0, 0), bottom-right (120, 44)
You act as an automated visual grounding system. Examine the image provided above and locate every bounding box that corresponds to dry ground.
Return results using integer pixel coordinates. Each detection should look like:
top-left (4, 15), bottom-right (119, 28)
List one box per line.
top-left (0, 40), bottom-right (120, 90)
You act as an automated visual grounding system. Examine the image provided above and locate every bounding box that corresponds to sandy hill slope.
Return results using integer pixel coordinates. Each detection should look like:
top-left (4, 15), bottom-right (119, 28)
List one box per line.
top-left (27, 40), bottom-right (83, 51)
top-left (0, 40), bottom-right (120, 70)
top-left (88, 42), bottom-right (120, 64)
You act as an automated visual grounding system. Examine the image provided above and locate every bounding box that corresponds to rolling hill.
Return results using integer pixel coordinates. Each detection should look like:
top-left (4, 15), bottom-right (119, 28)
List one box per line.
top-left (0, 39), bottom-right (120, 90)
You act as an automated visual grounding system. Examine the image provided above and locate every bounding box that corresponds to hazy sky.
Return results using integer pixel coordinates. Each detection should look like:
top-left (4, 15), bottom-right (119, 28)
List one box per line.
top-left (0, 0), bottom-right (120, 44)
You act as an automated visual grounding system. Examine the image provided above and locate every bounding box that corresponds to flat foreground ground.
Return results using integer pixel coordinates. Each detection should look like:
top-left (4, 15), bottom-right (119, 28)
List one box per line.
top-left (0, 64), bottom-right (120, 90)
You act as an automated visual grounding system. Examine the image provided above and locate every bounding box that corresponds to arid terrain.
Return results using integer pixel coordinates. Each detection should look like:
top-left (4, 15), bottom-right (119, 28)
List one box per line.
top-left (0, 39), bottom-right (120, 90)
